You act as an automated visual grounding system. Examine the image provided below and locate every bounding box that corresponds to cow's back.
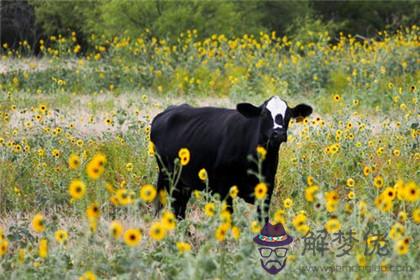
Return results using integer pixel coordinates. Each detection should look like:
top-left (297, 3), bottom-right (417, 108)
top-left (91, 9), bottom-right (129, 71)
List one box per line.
top-left (151, 104), bottom-right (259, 179)
top-left (151, 104), bottom-right (235, 159)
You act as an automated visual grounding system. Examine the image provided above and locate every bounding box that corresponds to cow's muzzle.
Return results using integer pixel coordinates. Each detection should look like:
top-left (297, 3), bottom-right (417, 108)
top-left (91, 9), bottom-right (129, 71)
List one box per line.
top-left (272, 129), bottom-right (287, 142)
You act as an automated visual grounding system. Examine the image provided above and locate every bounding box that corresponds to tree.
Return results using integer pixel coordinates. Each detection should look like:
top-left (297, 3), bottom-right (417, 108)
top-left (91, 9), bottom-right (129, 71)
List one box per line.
top-left (94, 0), bottom-right (265, 38)
top-left (1, 0), bottom-right (41, 49)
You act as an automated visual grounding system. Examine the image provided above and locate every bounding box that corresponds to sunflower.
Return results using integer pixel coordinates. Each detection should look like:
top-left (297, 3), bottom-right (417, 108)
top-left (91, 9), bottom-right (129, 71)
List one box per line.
top-left (397, 211), bottom-right (407, 222)
top-left (38, 104), bottom-right (47, 113)
top-left (178, 148), bottom-right (190, 166)
top-left (394, 179), bottom-right (405, 200)
top-left (115, 189), bottom-right (133, 206)
top-left (373, 176), bottom-right (384, 188)
top-left (105, 182), bottom-right (114, 194)
top-left (292, 213), bottom-right (307, 230)
top-left (37, 148), bottom-right (45, 157)
top-left (256, 145), bottom-right (267, 160)
top-left (198, 168), bottom-right (208, 181)
top-left (104, 118), bottom-right (113, 126)
top-left (79, 271), bottom-right (97, 280)
top-left (215, 223), bottom-right (230, 242)
top-left (250, 221), bottom-right (261, 233)
top-left (125, 162), bottom-right (133, 172)
top-left (392, 149), bottom-right (400, 157)
top-left (382, 187), bottom-right (396, 200)
top-left (86, 160), bottom-right (104, 180)
top-left (402, 181), bottom-right (419, 202)
top-left (123, 229), bottom-right (142, 247)
top-left (32, 213), bottom-right (45, 233)
top-left (39, 238), bottom-right (48, 258)
top-left (86, 202), bottom-right (100, 219)
top-left (229, 185), bottom-right (238, 198)
top-left (374, 195), bottom-right (393, 212)
top-left (325, 218), bottom-right (341, 233)
top-left (412, 208), bottom-right (420, 224)
top-left (149, 222), bottom-right (166, 241)
top-left (333, 94), bottom-right (341, 102)
top-left (254, 182), bottom-right (267, 200)
top-left (344, 202), bottom-right (353, 214)
top-left (0, 240), bottom-right (8, 256)
top-left (109, 221), bottom-right (123, 239)
top-left (68, 179), bottom-right (86, 200)
top-left (356, 253), bottom-right (367, 267)
top-left (14, 144), bottom-right (22, 153)
top-left (139, 184), bottom-right (157, 203)
top-left (346, 178), bottom-right (355, 188)
top-left (67, 154), bottom-right (81, 169)
top-left (176, 242), bottom-right (192, 253)
top-left (273, 209), bottom-right (285, 224)
top-left (54, 229), bottom-right (68, 244)
top-left (93, 153), bottom-right (107, 165)
top-left (304, 185), bottom-right (319, 202)
top-left (148, 141), bottom-right (155, 156)
top-left (204, 203), bottom-right (215, 217)
top-left (347, 191), bottom-right (355, 200)
top-left (76, 139), bottom-right (84, 147)
top-left (231, 226), bottom-right (240, 240)
top-left (51, 149), bottom-right (61, 158)
top-left (325, 191), bottom-right (339, 203)
top-left (161, 211), bottom-right (176, 231)
top-left (283, 197), bottom-right (294, 208)
top-left (394, 239), bottom-right (409, 255)
top-left (307, 175), bottom-right (314, 186)
top-left (363, 166), bottom-right (371, 176)
top-left (220, 210), bottom-right (232, 224)
top-left (380, 260), bottom-right (389, 272)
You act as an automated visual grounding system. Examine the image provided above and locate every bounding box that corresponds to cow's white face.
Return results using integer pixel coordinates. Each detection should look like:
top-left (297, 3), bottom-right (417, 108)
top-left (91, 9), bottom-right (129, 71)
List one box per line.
top-left (236, 96), bottom-right (313, 144)
top-left (266, 96), bottom-right (288, 130)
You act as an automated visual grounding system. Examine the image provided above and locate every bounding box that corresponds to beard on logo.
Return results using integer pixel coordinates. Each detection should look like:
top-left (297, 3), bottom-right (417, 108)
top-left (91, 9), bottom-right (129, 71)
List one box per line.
top-left (260, 258), bottom-right (287, 275)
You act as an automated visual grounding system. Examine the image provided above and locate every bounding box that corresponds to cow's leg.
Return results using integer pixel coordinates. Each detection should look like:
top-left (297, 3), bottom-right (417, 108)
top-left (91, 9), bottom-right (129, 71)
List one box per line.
top-left (172, 187), bottom-right (190, 219)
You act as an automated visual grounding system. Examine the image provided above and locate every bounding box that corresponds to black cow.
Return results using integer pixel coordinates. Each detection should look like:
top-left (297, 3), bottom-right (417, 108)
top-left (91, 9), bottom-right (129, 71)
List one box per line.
top-left (150, 96), bottom-right (312, 220)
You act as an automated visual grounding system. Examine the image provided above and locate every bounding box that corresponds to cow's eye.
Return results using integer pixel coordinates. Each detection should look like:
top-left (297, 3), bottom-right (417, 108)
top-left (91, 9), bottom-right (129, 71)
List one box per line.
top-left (275, 114), bottom-right (283, 124)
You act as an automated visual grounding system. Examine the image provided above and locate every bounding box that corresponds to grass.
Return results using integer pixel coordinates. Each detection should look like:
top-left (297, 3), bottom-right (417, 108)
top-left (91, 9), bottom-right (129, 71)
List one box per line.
top-left (0, 27), bottom-right (419, 279)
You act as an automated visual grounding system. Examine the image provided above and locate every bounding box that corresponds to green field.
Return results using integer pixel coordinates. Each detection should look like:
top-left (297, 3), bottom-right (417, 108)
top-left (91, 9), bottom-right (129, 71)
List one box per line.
top-left (0, 27), bottom-right (419, 279)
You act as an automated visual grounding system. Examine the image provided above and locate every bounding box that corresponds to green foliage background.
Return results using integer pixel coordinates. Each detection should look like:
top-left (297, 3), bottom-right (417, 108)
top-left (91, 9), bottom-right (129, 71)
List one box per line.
top-left (2, 0), bottom-right (418, 49)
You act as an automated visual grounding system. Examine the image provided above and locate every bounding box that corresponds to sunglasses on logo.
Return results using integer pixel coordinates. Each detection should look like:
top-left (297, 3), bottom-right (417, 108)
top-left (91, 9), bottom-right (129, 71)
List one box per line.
top-left (258, 247), bottom-right (288, 258)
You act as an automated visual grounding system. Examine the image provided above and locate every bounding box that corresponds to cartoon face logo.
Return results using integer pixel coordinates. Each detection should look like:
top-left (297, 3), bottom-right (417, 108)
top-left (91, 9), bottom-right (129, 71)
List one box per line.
top-left (253, 222), bottom-right (293, 275)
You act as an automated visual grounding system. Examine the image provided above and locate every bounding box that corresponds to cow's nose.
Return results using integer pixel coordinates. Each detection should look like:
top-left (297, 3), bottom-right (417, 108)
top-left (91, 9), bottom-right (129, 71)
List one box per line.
top-left (272, 129), bottom-right (287, 140)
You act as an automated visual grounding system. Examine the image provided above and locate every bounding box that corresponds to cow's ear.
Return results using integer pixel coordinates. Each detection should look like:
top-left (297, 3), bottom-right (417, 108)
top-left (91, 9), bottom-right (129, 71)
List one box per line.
top-left (290, 104), bottom-right (313, 119)
top-left (237, 103), bottom-right (261, 118)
